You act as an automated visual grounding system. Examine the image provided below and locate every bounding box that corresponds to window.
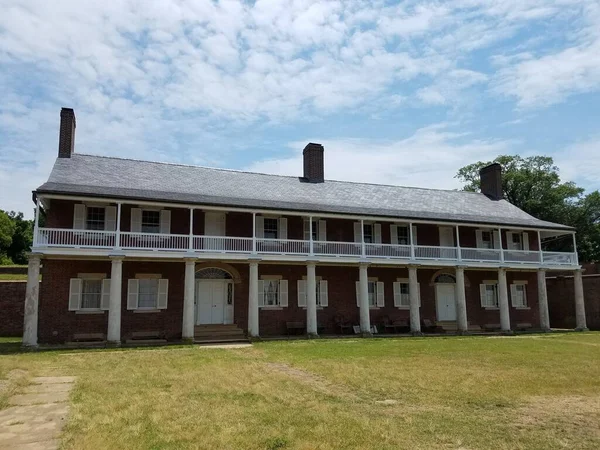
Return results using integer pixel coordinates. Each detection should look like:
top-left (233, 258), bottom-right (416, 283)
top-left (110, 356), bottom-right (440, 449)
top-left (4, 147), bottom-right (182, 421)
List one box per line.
top-left (297, 279), bottom-right (328, 307)
top-left (264, 218), bottom-right (279, 239)
top-left (511, 233), bottom-right (523, 250)
top-left (480, 283), bottom-right (499, 308)
top-left (511, 283), bottom-right (528, 308)
top-left (368, 281), bottom-right (377, 306)
top-left (86, 207), bottom-right (105, 230)
top-left (481, 231), bottom-right (494, 249)
top-left (264, 279), bottom-right (280, 306)
top-left (398, 282), bottom-right (409, 306)
top-left (138, 279), bottom-right (159, 309)
top-left (397, 226), bottom-right (410, 245)
top-left (363, 224), bottom-right (374, 243)
top-left (141, 210), bottom-right (160, 233)
top-left (81, 279), bottom-right (102, 309)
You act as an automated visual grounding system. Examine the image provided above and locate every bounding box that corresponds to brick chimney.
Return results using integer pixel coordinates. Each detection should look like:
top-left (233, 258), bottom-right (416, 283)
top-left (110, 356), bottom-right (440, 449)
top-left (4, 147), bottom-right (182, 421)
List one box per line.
top-left (479, 163), bottom-right (503, 200)
top-left (58, 108), bottom-right (76, 158)
top-left (303, 143), bottom-right (324, 183)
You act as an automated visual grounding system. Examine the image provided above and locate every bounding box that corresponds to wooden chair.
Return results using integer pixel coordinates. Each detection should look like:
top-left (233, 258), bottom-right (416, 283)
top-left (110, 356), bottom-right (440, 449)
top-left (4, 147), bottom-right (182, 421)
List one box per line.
top-left (334, 314), bottom-right (353, 335)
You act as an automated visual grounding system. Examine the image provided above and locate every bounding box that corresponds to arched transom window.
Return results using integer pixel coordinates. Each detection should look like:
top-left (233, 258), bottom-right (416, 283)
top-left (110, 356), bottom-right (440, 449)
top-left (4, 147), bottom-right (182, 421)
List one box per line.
top-left (196, 268), bottom-right (232, 279)
top-left (434, 274), bottom-right (456, 284)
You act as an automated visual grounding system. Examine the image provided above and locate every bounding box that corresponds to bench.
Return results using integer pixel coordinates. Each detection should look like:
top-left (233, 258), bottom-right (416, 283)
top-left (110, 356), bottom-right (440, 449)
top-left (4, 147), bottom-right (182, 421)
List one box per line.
top-left (483, 323), bottom-right (501, 331)
top-left (384, 319), bottom-right (409, 333)
top-left (286, 322), bottom-right (305, 335)
top-left (516, 323), bottom-right (532, 331)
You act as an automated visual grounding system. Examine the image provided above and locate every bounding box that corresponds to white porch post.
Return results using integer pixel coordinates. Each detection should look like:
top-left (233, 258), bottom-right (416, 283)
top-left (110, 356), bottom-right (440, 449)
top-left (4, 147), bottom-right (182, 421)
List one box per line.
top-left (358, 263), bottom-right (370, 334)
top-left (537, 230), bottom-right (543, 263)
top-left (107, 256), bottom-right (123, 345)
top-left (248, 260), bottom-right (259, 337)
top-left (182, 258), bottom-right (196, 341)
top-left (22, 254), bottom-right (41, 347)
top-left (456, 225), bottom-right (462, 262)
top-left (409, 222), bottom-right (415, 260)
top-left (498, 268), bottom-right (511, 332)
top-left (115, 202), bottom-right (122, 249)
top-left (188, 208), bottom-right (194, 251)
top-left (498, 228), bottom-right (504, 263)
top-left (574, 269), bottom-right (587, 331)
top-left (573, 232), bottom-right (579, 265)
top-left (306, 262), bottom-right (318, 336)
top-left (252, 212), bottom-right (257, 254)
top-left (537, 269), bottom-right (550, 331)
top-left (360, 219), bottom-right (365, 258)
top-left (309, 216), bottom-right (314, 256)
top-left (455, 266), bottom-right (468, 333)
top-left (409, 265), bottom-right (421, 334)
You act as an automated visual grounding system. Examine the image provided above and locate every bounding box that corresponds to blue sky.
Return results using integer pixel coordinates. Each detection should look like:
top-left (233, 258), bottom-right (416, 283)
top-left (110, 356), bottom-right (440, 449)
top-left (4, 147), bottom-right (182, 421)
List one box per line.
top-left (1, 0), bottom-right (599, 218)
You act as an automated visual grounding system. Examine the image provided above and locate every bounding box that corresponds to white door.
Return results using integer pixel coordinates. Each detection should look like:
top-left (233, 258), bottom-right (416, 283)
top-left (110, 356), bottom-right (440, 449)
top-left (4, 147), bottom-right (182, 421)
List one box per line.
top-left (436, 284), bottom-right (457, 321)
top-left (196, 280), bottom-right (228, 324)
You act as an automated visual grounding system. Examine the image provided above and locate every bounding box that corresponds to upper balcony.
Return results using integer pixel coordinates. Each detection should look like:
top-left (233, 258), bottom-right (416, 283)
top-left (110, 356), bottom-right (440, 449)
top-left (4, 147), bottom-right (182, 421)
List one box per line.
top-left (32, 199), bottom-right (579, 268)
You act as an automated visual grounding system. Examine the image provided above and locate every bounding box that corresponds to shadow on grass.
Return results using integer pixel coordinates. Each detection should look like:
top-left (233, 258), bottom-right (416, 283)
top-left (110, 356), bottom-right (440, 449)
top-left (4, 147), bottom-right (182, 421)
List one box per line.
top-left (0, 337), bottom-right (24, 355)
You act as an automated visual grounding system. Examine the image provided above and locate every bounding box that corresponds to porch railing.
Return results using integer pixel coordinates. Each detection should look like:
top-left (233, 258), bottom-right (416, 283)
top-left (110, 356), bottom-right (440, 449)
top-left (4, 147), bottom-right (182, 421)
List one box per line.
top-left (34, 228), bottom-right (578, 266)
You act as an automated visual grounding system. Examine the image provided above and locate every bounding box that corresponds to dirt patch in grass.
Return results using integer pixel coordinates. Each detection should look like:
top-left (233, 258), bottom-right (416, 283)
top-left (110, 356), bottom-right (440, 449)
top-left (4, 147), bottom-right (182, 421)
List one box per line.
top-left (265, 362), bottom-right (363, 402)
top-left (515, 394), bottom-right (600, 437)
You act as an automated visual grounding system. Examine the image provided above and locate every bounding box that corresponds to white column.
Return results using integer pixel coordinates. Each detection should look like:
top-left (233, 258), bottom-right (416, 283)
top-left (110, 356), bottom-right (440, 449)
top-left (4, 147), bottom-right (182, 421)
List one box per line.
top-left (306, 262), bottom-right (318, 336)
top-left (248, 261), bottom-right (259, 337)
top-left (115, 202), bottom-right (122, 249)
top-left (574, 269), bottom-right (587, 331)
top-left (537, 269), bottom-right (550, 331)
top-left (360, 219), bottom-right (365, 258)
top-left (456, 226), bottom-right (462, 262)
top-left (409, 222), bottom-right (415, 260)
top-left (107, 256), bottom-right (123, 344)
top-left (498, 268), bottom-right (511, 332)
top-left (22, 254), bottom-right (41, 347)
top-left (309, 216), bottom-right (314, 256)
top-left (409, 265), bottom-right (421, 334)
top-left (498, 228), bottom-right (504, 263)
top-left (252, 212), bottom-right (257, 254)
top-left (537, 230), bottom-right (543, 263)
top-left (182, 258), bottom-right (196, 341)
top-left (33, 198), bottom-right (40, 248)
top-left (358, 263), bottom-right (370, 334)
top-left (455, 267), bottom-right (468, 333)
top-left (188, 208), bottom-right (194, 251)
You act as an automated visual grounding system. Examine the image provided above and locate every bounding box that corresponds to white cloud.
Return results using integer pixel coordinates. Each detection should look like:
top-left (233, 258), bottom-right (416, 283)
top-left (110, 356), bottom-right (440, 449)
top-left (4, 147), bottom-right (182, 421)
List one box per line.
top-left (245, 124), bottom-right (510, 190)
top-left (555, 137), bottom-right (600, 191)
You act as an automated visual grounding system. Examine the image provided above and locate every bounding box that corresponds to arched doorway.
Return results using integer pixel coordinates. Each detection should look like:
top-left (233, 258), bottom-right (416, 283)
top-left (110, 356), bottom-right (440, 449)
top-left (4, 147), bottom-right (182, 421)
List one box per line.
top-left (434, 273), bottom-right (457, 322)
top-left (195, 268), bottom-right (234, 325)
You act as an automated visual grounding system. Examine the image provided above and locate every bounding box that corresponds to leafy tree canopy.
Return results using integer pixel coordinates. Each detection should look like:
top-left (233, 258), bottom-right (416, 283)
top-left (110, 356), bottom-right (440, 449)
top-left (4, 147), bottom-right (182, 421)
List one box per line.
top-left (456, 155), bottom-right (600, 263)
top-left (0, 210), bottom-right (35, 265)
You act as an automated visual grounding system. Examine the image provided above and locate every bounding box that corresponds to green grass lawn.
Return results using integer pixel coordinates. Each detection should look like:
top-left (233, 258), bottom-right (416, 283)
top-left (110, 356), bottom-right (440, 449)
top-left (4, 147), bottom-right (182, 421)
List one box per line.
top-left (1, 333), bottom-right (599, 449)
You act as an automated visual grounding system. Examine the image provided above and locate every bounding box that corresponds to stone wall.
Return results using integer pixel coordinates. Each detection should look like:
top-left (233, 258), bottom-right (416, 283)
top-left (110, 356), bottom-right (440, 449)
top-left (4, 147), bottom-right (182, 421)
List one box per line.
top-left (0, 281), bottom-right (27, 336)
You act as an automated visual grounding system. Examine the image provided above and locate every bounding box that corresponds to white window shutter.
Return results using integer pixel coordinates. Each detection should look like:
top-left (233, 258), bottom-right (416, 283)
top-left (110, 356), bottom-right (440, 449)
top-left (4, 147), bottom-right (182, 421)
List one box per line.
top-left (376, 281), bottom-right (385, 307)
top-left (319, 280), bottom-right (328, 307)
top-left (257, 280), bottom-right (265, 306)
top-left (131, 208), bottom-right (142, 233)
top-left (101, 279), bottom-right (111, 310)
top-left (303, 219), bottom-right (310, 241)
top-left (393, 282), bottom-right (401, 307)
top-left (476, 230), bottom-right (483, 248)
top-left (391, 225), bottom-right (398, 245)
top-left (479, 284), bottom-right (487, 307)
top-left (73, 204), bottom-right (85, 230)
top-left (157, 279), bottom-right (169, 309)
top-left (279, 280), bottom-right (288, 307)
top-left (256, 216), bottom-right (264, 239)
top-left (510, 284), bottom-right (518, 307)
top-left (374, 223), bottom-right (382, 243)
top-left (354, 222), bottom-right (361, 242)
top-left (127, 279), bottom-right (139, 310)
top-left (522, 232), bottom-right (529, 251)
top-left (493, 230), bottom-right (501, 250)
top-left (355, 281), bottom-right (360, 307)
top-left (297, 280), bottom-right (307, 307)
top-left (160, 210), bottom-right (171, 234)
top-left (411, 225), bottom-right (418, 245)
top-left (68, 278), bottom-right (82, 311)
top-left (278, 218), bottom-right (287, 240)
top-left (105, 206), bottom-right (117, 231)
top-left (318, 220), bottom-right (326, 241)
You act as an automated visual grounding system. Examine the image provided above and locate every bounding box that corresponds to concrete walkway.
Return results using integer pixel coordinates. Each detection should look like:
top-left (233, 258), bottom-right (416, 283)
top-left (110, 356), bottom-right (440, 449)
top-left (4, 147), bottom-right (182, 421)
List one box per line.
top-left (0, 376), bottom-right (75, 450)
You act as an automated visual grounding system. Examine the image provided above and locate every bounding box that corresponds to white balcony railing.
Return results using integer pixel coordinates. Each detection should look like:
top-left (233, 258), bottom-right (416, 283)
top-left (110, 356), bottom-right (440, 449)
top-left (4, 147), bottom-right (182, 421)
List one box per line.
top-left (34, 228), bottom-right (578, 267)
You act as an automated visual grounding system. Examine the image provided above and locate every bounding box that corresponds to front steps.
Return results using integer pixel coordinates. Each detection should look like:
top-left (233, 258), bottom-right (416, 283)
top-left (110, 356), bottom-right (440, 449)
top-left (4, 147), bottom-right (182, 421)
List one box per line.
top-left (194, 324), bottom-right (248, 344)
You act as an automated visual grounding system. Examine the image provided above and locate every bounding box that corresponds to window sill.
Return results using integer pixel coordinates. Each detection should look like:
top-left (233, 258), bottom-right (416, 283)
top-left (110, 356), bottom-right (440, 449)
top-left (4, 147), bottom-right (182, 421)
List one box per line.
top-left (75, 310), bottom-right (104, 315)
top-left (483, 307), bottom-right (499, 310)
top-left (133, 309), bottom-right (162, 314)
top-left (395, 306), bottom-right (410, 310)
top-left (369, 306), bottom-right (380, 310)
top-left (514, 307), bottom-right (530, 310)
top-left (300, 307), bottom-right (326, 310)
top-left (260, 306), bottom-right (284, 310)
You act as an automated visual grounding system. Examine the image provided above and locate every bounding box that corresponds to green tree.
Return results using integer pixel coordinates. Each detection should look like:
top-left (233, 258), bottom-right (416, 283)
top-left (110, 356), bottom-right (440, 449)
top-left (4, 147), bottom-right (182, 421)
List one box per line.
top-left (456, 155), bottom-right (600, 262)
top-left (0, 210), bottom-right (16, 264)
top-left (0, 210), bottom-right (35, 265)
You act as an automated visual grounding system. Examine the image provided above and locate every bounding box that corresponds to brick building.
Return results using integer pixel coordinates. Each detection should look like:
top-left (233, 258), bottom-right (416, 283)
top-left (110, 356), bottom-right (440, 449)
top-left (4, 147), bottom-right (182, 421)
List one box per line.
top-left (22, 108), bottom-right (588, 346)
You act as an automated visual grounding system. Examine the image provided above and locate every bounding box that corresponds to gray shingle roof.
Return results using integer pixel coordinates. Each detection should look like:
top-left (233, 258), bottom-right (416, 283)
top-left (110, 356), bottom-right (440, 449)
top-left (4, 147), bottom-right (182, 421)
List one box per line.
top-left (36, 154), bottom-right (572, 231)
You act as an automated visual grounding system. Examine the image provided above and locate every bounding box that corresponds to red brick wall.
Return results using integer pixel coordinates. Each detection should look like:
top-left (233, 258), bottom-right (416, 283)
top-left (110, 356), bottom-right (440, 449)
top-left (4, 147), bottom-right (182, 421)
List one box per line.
top-left (0, 281), bottom-right (28, 336)
top-left (547, 275), bottom-right (600, 330)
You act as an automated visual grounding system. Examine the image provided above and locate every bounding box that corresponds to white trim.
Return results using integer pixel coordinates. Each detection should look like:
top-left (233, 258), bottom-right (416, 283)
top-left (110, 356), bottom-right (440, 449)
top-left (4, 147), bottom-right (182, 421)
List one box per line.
top-left (38, 193), bottom-right (573, 235)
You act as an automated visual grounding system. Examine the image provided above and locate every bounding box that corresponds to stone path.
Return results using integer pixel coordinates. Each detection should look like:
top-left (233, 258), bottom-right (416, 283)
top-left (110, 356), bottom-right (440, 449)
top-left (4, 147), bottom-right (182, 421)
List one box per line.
top-left (0, 376), bottom-right (75, 450)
